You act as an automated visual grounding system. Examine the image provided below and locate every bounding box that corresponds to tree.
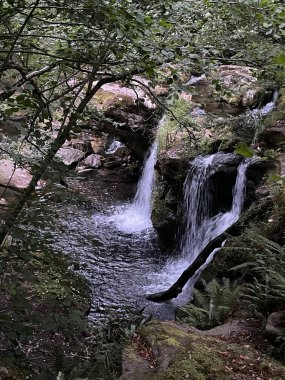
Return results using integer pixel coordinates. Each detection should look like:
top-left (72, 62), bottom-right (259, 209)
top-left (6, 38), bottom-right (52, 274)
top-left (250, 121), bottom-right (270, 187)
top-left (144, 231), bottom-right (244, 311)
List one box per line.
top-left (0, 0), bottom-right (184, 243)
top-left (1, 0), bottom-right (285, 244)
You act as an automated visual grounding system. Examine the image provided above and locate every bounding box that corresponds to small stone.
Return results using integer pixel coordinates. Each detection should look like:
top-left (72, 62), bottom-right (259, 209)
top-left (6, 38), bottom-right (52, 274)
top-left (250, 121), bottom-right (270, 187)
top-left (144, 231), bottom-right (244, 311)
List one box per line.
top-left (266, 311), bottom-right (285, 336)
top-left (0, 367), bottom-right (8, 375)
top-left (83, 154), bottom-right (101, 168)
top-left (0, 198), bottom-right (8, 205)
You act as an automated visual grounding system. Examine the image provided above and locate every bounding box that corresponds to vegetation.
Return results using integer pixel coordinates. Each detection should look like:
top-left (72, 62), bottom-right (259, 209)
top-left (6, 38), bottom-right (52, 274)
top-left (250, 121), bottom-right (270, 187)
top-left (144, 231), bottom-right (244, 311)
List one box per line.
top-left (178, 278), bottom-right (241, 330)
top-left (1, 0), bottom-right (285, 378)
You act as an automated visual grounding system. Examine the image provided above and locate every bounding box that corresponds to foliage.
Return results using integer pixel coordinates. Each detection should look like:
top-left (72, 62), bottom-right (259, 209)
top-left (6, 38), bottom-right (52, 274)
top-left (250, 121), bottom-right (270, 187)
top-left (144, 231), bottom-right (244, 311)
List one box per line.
top-left (157, 98), bottom-right (193, 150)
top-left (234, 141), bottom-right (255, 158)
top-left (0, 238), bottom-right (145, 379)
top-left (178, 278), bottom-right (241, 330)
top-left (231, 232), bottom-right (285, 315)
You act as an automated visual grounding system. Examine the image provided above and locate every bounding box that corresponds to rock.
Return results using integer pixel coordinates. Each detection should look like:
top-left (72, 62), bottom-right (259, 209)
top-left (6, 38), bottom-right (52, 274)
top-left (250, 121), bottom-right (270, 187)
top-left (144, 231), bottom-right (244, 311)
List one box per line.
top-left (93, 82), bottom-right (156, 110)
top-left (260, 125), bottom-right (285, 148)
top-left (255, 185), bottom-right (271, 199)
top-left (0, 198), bottom-right (8, 206)
top-left (83, 154), bottom-right (101, 168)
top-left (153, 85), bottom-right (169, 96)
top-left (280, 153), bottom-right (285, 177)
top-left (76, 166), bottom-right (94, 174)
top-left (55, 147), bottom-right (86, 166)
top-left (215, 65), bottom-right (264, 107)
top-left (181, 92), bottom-right (192, 104)
top-left (122, 320), bottom-right (285, 380)
top-left (90, 136), bottom-right (107, 154)
top-left (266, 311), bottom-right (285, 336)
top-left (0, 367), bottom-right (8, 375)
top-left (0, 159), bottom-right (32, 189)
top-left (104, 157), bottom-right (122, 169)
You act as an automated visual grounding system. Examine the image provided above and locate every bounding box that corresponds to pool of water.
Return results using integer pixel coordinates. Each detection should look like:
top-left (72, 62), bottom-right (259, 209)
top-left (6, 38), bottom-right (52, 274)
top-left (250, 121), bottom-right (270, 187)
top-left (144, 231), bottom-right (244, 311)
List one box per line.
top-left (19, 169), bottom-right (176, 322)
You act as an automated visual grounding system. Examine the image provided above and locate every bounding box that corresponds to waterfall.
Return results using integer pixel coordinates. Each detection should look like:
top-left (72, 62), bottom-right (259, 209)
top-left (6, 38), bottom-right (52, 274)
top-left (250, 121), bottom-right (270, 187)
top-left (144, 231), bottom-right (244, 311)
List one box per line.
top-left (183, 155), bottom-right (249, 289)
top-left (109, 143), bottom-right (157, 234)
top-left (180, 154), bottom-right (248, 264)
top-left (250, 89), bottom-right (278, 118)
top-left (132, 143), bottom-right (157, 220)
top-left (146, 153), bottom-right (249, 299)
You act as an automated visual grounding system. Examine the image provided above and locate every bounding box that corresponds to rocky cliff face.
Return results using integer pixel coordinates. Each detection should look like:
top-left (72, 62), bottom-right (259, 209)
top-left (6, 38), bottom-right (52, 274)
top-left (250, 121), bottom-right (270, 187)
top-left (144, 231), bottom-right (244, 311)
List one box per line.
top-left (151, 67), bottom-right (282, 250)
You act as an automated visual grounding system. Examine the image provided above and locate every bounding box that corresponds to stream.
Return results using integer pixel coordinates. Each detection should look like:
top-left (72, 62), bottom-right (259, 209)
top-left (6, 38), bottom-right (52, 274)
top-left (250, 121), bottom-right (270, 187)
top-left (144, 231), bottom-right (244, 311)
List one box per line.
top-left (19, 166), bottom-right (175, 322)
top-left (16, 92), bottom-right (277, 323)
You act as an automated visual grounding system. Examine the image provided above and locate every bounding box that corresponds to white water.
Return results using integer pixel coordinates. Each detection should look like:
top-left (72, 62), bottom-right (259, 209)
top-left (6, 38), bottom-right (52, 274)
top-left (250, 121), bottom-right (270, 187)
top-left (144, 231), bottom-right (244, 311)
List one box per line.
top-left (187, 74), bottom-right (206, 85)
top-left (105, 140), bottom-right (125, 154)
top-left (145, 153), bottom-right (249, 301)
top-left (250, 90), bottom-right (278, 118)
top-left (108, 143), bottom-right (157, 234)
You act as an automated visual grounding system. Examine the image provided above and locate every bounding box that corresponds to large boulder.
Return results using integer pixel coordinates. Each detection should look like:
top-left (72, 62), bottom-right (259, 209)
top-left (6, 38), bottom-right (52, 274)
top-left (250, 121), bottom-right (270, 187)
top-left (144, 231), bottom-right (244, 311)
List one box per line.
top-left (211, 65), bottom-right (272, 108)
top-left (122, 320), bottom-right (285, 380)
top-left (0, 159), bottom-right (32, 189)
top-left (189, 65), bottom-right (273, 112)
top-left (55, 147), bottom-right (86, 166)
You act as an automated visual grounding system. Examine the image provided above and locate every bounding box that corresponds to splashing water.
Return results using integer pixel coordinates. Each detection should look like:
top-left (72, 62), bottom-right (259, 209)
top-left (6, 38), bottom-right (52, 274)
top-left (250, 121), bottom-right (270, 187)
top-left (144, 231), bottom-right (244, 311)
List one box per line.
top-left (107, 143), bottom-right (157, 234)
top-left (105, 140), bottom-right (125, 154)
top-left (145, 153), bottom-right (249, 302)
top-left (250, 90), bottom-right (278, 118)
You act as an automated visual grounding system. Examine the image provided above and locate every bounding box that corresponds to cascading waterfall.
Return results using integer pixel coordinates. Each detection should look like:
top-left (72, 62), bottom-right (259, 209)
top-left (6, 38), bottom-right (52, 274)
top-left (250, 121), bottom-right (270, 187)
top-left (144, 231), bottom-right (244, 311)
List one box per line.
top-left (109, 142), bottom-right (157, 234)
top-left (132, 143), bottom-right (157, 220)
top-left (184, 155), bottom-right (249, 290)
top-left (180, 153), bottom-right (248, 263)
top-left (250, 89), bottom-right (278, 118)
top-left (146, 153), bottom-right (249, 301)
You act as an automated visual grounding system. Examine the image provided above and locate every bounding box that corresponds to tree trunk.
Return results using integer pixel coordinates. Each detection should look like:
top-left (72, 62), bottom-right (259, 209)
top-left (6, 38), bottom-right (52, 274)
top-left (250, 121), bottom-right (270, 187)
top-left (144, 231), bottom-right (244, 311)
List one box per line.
top-left (0, 69), bottom-right (145, 246)
top-left (146, 224), bottom-right (239, 302)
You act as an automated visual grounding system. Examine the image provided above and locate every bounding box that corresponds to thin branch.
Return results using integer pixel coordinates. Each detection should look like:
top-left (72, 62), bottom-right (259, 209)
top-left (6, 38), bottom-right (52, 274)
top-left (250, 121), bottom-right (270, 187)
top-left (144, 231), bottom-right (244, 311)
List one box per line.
top-left (3, 0), bottom-right (41, 67)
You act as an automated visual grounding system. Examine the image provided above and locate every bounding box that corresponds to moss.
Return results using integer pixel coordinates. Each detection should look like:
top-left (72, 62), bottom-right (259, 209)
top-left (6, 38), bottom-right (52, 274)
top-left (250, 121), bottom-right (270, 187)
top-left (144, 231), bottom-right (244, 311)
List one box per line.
top-left (157, 98), bottom-right (193, 152)
top-left (151, 193), bottom-right (174, 227)
top-left (125, 347), bottom-right (143, 362)
top-left (165, 338), bottom-right (182, 348)
top-left (92, 89), bottom-right (134, 111)
top-left (132, 321), bottom-right (285, 380)
top-left (162, 342), bottom-right (225, 380)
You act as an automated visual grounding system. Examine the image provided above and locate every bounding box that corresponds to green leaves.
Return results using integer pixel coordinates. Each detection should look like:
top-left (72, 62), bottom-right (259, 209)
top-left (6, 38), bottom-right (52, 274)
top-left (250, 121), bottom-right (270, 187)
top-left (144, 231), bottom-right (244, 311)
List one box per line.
top-left (274, 54), bottom-right (285, 65)
top-left (234, 142), bottom-right (254, 158)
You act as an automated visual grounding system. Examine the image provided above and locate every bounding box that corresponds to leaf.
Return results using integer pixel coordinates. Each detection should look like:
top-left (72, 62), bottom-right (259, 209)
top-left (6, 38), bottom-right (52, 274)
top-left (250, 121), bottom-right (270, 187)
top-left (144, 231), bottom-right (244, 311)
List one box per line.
top-left (273, 55), bottom-right (285, 65)
top-left (234, 142), bottom-right (254, 158)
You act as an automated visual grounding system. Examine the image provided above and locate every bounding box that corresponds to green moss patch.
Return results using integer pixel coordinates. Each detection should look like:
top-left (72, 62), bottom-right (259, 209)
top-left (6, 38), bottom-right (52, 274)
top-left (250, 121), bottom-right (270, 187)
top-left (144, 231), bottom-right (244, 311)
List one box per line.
top-left (125, 320), bottom-right (285, 380)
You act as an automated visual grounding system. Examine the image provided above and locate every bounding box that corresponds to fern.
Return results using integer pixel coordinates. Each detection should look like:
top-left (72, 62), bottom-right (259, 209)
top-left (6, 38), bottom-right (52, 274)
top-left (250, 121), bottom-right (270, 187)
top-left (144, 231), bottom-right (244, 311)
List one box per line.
top-left (232, 231), bottom-right (285, 314)
top-left (178, 278), bottom-right (241, 330)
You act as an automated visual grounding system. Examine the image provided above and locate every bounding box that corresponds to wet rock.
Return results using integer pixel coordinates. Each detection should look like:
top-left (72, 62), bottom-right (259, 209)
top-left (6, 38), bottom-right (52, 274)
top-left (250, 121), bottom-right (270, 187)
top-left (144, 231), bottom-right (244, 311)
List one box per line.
top-left (260, 125), bottom-right (285, 148)
top-left (0, 159), bottom-right (32, 189)
top-left (83, 154), bottom-right (101, 168)
top-left (255, 185), bottom-right (271, 199)
top-left (104, 156), bottom-right (123, 169)
top-left (55, 147), bottom-right (86, 166)
top-left (266, 311), bottom-right (285, 337)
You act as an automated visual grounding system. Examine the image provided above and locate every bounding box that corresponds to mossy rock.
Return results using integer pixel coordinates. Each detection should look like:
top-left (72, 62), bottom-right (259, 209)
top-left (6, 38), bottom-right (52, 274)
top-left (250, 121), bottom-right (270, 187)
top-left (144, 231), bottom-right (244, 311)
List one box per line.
top-left (93, 89), bottom-right (134, 111)
top-left (122, 320), bottom-right (285, 380)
